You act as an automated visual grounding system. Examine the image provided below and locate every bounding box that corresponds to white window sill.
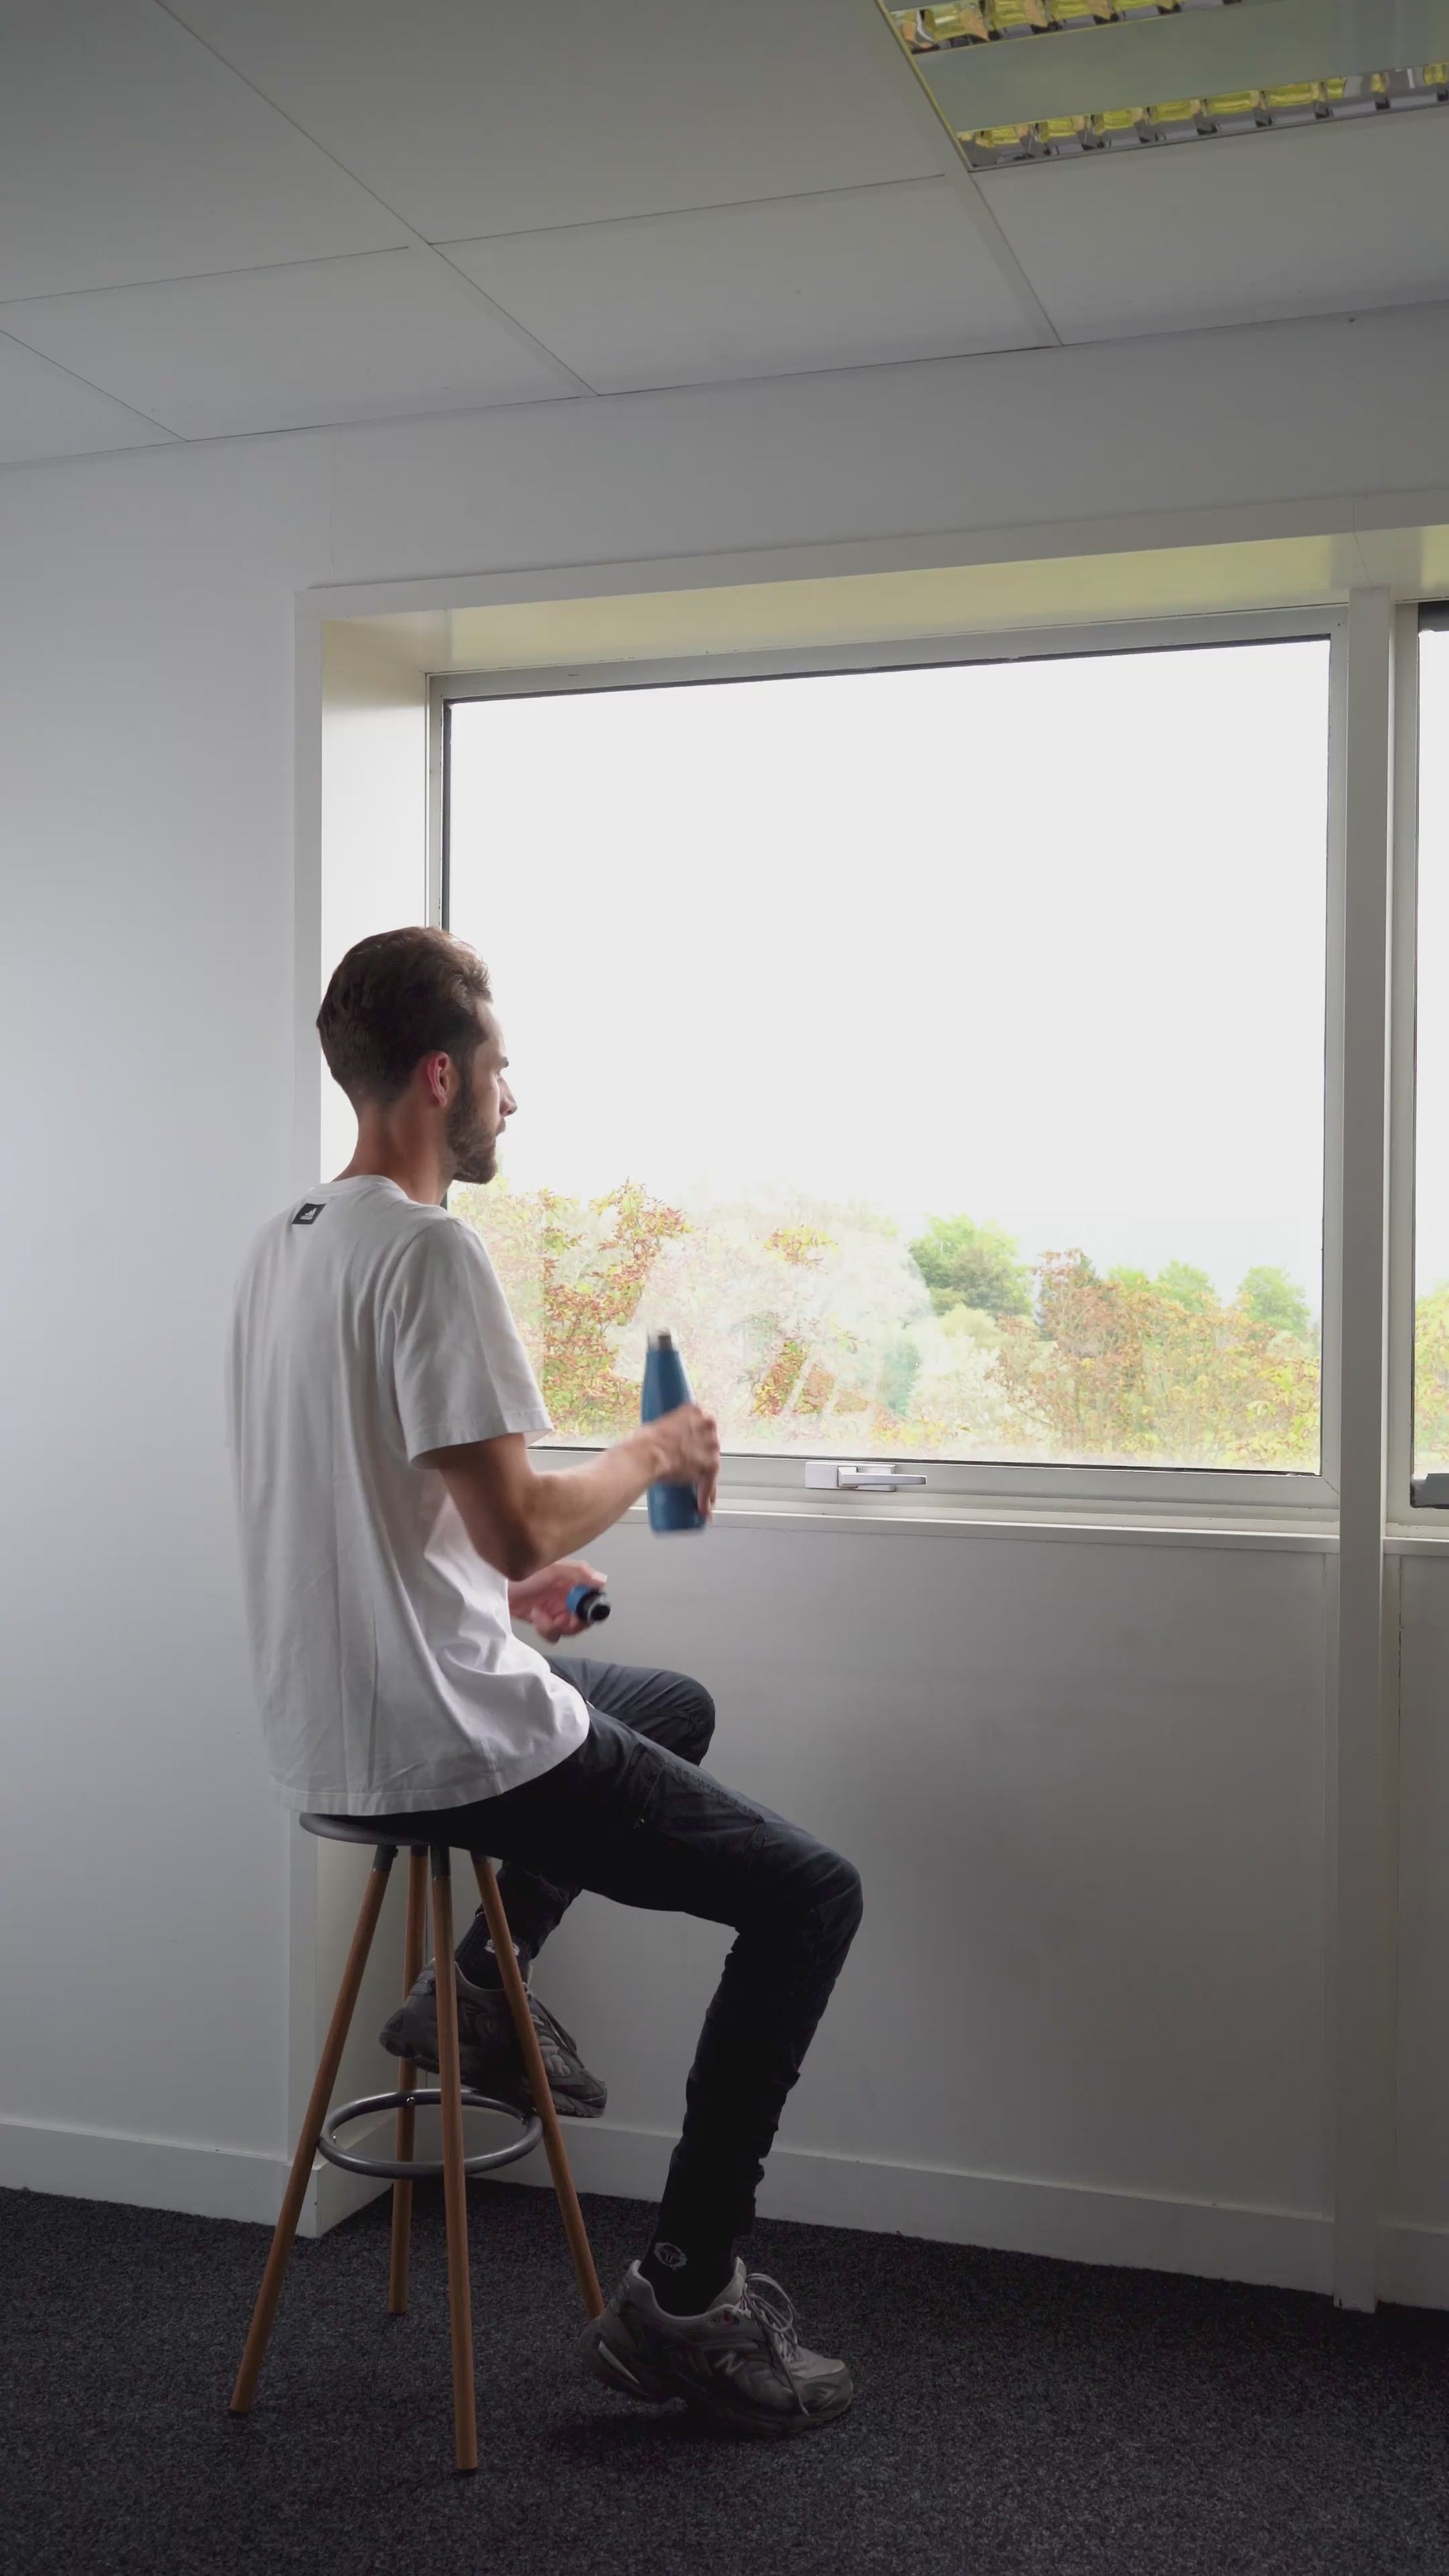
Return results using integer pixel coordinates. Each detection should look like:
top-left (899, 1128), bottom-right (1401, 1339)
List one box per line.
top-left (622, 1495), bottom-right (1339, 1552)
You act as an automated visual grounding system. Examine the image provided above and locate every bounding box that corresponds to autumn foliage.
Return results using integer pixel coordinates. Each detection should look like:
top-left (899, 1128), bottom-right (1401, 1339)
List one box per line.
top-left (1415, 1282), bottom-right (1449, 1469)
top-left (452, 1182), bottom-right (1326, 1472)
top-left (991, 1250), bottom-right (1321, 1468)
top-left (452, 1179), bottom-right (688, 1436)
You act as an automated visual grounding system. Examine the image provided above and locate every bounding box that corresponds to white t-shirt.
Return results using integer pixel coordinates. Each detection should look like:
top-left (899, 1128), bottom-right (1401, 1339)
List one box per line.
top-left (226, 1174), bottom-right (589, 1814)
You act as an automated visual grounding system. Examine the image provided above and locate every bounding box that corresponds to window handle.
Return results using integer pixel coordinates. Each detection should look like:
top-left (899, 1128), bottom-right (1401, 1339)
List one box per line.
top-left (805, 1461), bottom-right (929, 1491)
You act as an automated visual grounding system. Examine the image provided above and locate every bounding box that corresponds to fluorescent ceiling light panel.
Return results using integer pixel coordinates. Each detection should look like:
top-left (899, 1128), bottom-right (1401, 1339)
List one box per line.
top-left (889, 0), bottom-right (1449, 165)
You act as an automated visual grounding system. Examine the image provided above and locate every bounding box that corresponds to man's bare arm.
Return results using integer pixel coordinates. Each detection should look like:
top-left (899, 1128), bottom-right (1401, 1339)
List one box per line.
top-left (419, 1405), bottom-right (719, 1582)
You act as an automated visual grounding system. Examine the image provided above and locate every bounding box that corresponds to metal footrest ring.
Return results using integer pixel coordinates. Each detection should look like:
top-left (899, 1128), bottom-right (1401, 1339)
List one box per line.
top-left (317, 2086), bottom-right (544, 2181)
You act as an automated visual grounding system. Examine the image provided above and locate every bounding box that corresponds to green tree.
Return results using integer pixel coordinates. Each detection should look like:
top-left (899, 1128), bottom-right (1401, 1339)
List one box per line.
top-left (908, 1214), bottom-right (1032, 1320)
top-left (992, 1250), bottom-right (1153, 1458)
top-left (990, 1249), bottom-right (1321, 1468)
top-left (1141, 1288), bottom-right (1319, 1466)
top-left (1238, 1265), bottom-right (1313, 1340)
top-left (876, 1333), bottom-right (922, 1420)
top-left (1155, 1261), bottom-right (1215, 1313)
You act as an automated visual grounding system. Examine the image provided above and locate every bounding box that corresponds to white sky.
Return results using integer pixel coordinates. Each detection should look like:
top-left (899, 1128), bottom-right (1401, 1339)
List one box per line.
top-left (449, 638), bottom-right (1331, 1307)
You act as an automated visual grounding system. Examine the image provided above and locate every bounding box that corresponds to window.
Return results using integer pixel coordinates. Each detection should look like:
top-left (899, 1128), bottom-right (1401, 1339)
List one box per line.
top-left (441, 625), bottom-right (1332, 1482)
top-left (1412, 614), bottom-right (1449, 1488)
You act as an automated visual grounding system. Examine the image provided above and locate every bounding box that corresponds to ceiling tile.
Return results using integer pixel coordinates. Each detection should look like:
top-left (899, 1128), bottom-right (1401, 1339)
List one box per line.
top-left (163, 0), bottom-right (940, 240)
top-left (978, 109), bottom-right (1449, 343)
top-left (0, 331), bottom-right (175, 467)
top-left (445, 181), bottom-right (1042, 393)
top-left (0, 251), bottom-right (580, 439)
top-left (0, 0), bottom-right (409, 301)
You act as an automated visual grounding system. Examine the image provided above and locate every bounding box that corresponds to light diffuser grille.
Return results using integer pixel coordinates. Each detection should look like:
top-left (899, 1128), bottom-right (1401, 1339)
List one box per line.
top-left (887, 0), bottom-right (1449, 167)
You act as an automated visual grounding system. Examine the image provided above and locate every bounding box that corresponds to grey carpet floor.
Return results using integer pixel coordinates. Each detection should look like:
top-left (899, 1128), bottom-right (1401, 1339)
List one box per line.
top-left (5, 2180), bottom-right (1449, 2576)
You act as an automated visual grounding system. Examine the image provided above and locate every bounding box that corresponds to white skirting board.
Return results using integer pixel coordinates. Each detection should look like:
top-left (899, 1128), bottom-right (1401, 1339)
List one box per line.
top-left (1377, 2224), bottom-right (1449, 2311)
top-left (478, 2123), bottom-right (1339, 2300)
top-left (0, 2114), bottom-right (369, 2239)
top-left (8, 2109), bottom-right (1446, 2309)
top-left (0, 2109), bottom-right (1337, 2290)
top-left (0, 2116), bottom-right (289, 2230)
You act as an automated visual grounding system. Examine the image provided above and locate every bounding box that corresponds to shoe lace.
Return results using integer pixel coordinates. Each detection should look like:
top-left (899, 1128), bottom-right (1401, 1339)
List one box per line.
top-left (525, 1992), bottom-right (578, 2055)
top-left (735, 2272), bottom-right (808, 2414)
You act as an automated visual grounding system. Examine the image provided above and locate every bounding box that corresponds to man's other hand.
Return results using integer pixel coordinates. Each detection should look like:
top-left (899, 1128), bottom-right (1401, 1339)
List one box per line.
top-left (509, 1558), bottom-right (609, 1643)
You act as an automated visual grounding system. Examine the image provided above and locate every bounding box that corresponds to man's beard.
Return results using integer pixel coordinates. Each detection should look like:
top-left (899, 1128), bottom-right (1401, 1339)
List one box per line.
top-left (444, 1059), bottom-right (498, 1186)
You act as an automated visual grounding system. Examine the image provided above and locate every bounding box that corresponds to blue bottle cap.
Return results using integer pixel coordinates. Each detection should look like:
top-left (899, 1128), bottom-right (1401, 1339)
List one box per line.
top-left (565, 1583), bottom-right (610, 1624)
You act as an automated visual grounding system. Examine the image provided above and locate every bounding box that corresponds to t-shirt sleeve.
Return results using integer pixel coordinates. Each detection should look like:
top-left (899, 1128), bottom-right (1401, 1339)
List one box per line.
top-left (386, 1219), bottom-right (552, 1465)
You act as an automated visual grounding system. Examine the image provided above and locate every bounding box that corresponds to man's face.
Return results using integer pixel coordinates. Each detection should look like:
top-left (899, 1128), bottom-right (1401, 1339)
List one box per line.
top-left (444, 1006), bottom-right (516, 1186)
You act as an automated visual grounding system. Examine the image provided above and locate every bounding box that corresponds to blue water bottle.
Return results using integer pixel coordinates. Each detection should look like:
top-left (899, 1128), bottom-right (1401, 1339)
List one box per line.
top-left (642, 1328), bottom-right (707, 1533)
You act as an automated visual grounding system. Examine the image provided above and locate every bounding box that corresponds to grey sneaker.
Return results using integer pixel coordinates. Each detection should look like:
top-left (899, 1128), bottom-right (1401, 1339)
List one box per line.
top-left (378, 1962), bottom-right (606, 2118)
top-left (579, 2259), bottom-right (855, 2437)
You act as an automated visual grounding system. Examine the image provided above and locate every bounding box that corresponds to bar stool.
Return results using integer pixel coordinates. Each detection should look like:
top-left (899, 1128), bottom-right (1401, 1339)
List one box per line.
top-left (229, 1819), bottom-right (604, 2471)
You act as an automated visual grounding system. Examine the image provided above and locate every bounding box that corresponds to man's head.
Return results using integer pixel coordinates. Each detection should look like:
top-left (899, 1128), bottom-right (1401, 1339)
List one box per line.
top-left (316, 925), bottom-right (515, 1188)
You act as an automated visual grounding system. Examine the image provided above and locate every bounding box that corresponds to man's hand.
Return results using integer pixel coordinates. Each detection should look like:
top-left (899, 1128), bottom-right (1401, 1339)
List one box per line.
top-left (509, 1558), bottom-right (609, 1643)
top-left (648, 1402), bottom-right (721, 1521)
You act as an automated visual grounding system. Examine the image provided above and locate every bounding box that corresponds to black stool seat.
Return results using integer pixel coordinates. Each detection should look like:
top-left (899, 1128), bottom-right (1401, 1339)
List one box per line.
top-left (300, 1813), bottom-right (499, 1861)
top-left (301, 1811), bottom-right (427, 1849)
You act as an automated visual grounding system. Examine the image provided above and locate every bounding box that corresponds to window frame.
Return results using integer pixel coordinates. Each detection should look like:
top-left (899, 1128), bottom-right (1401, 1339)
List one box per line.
top-left (1389, 601), bottom-right (1449, 1531)
top-left (430, 602), bottom-right (1346, 1519)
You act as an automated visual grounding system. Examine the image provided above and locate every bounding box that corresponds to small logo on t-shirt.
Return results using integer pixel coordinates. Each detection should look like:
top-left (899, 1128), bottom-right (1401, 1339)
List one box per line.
top-left (291, 1202), bottom-right (325, 1225)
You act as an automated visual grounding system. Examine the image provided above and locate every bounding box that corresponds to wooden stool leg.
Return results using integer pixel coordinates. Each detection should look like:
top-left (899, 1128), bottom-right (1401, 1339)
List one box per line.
top-left (471, 1855), bottom-right (604, 2320)
top-left (386, 1848), bottom-right (430, 2316)
top-left (432, 1846), bottom-right (479, 2474)
top-left (230, 1845), bottom-right (397, 2415)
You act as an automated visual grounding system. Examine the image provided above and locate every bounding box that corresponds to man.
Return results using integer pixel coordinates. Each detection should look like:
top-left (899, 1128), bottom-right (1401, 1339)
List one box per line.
top-left (227, 924), bottom-right (863, 2438)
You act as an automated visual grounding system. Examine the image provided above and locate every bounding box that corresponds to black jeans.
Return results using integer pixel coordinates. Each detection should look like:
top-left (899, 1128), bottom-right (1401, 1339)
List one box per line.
top-left (368, 1660), bottom-right (863, 2245)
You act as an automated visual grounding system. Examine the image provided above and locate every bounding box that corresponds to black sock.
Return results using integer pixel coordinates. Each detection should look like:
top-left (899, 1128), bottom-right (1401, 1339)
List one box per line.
top-left (452, 1923), bottom-right (531, 1989)
top-left (639, 2230), bottom-right (737, 2317)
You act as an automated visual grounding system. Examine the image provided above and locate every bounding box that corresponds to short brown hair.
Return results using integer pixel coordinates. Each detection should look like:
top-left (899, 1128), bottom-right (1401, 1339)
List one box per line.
top-left (316, 926), bottom-right (492, 1108)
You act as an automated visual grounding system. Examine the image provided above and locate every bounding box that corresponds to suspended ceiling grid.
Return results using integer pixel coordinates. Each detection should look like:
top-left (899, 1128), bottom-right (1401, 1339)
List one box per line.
top-left (3, 0), bottom-right (1448, 468)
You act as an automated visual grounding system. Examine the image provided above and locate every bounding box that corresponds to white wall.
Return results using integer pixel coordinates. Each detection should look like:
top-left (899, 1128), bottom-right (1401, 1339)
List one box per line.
top-left (310, 304), bottom-right (1449, 582)
top-left (0, 440), bottom-right (324, 2218)
top-left (522, 1519), bottom-right (1335, 2288)
top-left (3, 306), bottom-right (1447, 2284)
top-left (1387, 1552), bottom-right (1449, 2302)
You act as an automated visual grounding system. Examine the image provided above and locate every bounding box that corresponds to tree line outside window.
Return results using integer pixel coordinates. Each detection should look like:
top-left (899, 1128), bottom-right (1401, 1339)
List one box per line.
top-left (455, 1180), bottom-right (1324, 1470)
